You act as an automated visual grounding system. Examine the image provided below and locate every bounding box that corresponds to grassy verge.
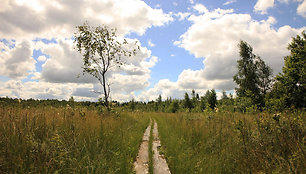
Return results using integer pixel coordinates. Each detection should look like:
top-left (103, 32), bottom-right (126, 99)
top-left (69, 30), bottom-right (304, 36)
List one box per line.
top-left (151, 111), bottom-right (305, 173)
top-left (0, 106), bottom-right (149, 173)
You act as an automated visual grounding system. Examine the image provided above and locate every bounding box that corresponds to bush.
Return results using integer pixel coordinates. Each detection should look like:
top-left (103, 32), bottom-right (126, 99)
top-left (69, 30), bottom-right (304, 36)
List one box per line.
top-left (265, 97), bottom-right (286, 112)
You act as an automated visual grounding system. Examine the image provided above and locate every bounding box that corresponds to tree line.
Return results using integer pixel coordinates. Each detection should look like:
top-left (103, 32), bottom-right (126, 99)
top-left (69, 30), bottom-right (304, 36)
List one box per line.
top-left (124, 31), bottom-right (305, 113)
top-left (1, 30), bottom-right (304, 113)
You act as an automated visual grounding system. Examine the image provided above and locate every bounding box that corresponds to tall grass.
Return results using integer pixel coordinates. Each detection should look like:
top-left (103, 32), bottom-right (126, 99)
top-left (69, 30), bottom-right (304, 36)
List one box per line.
top-left (0, 105), bottom-right (149, 173)
top-left (152, 111), bottom-right (305, 173)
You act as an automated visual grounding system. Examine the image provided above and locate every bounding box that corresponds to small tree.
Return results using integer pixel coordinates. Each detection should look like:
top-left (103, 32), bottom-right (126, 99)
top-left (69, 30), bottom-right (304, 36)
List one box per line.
top-left (207, 89), bottom-right (217, 109)
top-left (68, 96), bottom-right (75, 107)
top-left (169, 100), bottom-right (179, 113)
top-left (200, 96), bottom-right (207, 111)
top-left (74, 23), bottom-right (138, 109)
top-left (191, 89), bottom-right (199, 108)
top-left (129, 99), bottom-right (135, 111)
top-left (221, 90), bottom-right (228, 100)
top-left (157, 94), bottom-right (162, 104)
top-left (183, 92), bottom-right (193, 111)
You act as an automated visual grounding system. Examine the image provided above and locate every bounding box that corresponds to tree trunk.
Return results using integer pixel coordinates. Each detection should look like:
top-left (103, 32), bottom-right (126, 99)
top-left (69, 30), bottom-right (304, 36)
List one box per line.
top-left (102, 72), bottom-right (109, 110)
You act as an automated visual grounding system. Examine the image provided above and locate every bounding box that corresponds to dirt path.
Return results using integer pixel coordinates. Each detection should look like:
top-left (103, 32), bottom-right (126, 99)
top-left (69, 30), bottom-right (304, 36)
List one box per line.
top-left (134, 120), bottom-right (171, 174)
top-left (134, 121), bottom-right (151, 174)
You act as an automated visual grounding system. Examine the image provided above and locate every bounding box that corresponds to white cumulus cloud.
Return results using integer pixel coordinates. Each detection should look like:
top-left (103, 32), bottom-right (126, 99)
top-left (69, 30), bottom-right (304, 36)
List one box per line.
top-left (171, 6), bottom-right (305, 95)
top-left (254, 0), bottom-right (275, 14)
top-left (297, 0), bottom-right (306, 18)
top-left (0, 0), bottom-right (173, 40)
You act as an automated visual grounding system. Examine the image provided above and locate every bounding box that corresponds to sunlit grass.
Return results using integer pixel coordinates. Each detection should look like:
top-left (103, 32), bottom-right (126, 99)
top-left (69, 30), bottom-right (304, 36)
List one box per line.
top-left (151, 111), bottom-right (305, 173)
top-left (0, 106), bottom-right (149, 173)
top-left (1, 104), bottom-right (304, 173)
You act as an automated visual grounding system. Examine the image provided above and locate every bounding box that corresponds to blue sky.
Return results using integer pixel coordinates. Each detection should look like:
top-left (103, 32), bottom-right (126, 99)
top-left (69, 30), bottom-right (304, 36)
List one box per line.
top-left (0, 0), bottom-right (305, 101)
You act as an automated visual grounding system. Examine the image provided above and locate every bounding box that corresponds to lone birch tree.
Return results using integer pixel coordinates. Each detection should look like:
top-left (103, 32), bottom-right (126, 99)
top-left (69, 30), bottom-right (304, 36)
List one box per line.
top-left (74, 23), bottom-right (138, 109)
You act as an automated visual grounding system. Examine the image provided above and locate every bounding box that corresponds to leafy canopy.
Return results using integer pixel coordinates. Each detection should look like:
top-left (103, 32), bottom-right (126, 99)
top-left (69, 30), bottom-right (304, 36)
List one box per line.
top-left (275, 31), bottom-right (306, 108)
top-left (233, 40), bottom-right (273, 107)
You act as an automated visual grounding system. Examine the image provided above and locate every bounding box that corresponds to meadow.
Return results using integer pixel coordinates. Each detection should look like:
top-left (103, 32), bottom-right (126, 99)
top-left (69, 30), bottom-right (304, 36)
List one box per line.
top-left (0, 101), bottom-right (305, 173)
top-left (0, 104), bottom-right (149, 173)
top-left (153, 111), bottom-right (305, 173)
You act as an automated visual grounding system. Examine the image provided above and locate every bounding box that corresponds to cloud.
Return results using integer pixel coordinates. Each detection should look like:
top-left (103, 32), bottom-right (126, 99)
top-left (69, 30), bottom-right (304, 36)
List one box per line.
top-left (148, 39), bottom-right (155, 47)
top-left (297, 0), bottom-right (306, 18)
top-left (0, 0), bottom-right (173, 40)
top-left (266, 16), bottom-right (277, 24)
top-left (37, 55), bottom-right (47, 62)
top-left (0, 80), bottom-right (74, 99)
top-left (172, 6), bottom-right (305, 94)
top-left (0, 40), bottom-right (36, 79)
top-left (254, 0), bottom-right (275, 14)
top-left (193, 4), bottom-right (209, 14)
top-left (223, 0), bottom-right (237, 6)
top-left (33, 39), bottom-right (97, 83)
top-left (0, 79), bottom-right (103, 101)
top-left (174, 12), bottom-right (191, 21)
top-left (138, 79), bottom-right (184, 101)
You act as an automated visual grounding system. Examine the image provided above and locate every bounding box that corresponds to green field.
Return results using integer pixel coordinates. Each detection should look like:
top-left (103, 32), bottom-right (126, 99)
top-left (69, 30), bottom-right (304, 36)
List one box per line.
top-left (0, 105), bottom-right (149, 173)
top-left (153, 112), bottom-right (305, 173)
top-left (0, 103), bottom-right (305, 173)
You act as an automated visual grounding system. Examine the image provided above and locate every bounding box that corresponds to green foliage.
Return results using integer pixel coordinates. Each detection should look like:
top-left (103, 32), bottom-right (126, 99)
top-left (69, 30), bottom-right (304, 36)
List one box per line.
top-left (200, 96), bottom-right (207, 111)
top-left (129, 99), bottom-right (136, 111)
top-left (183, 92), bottom-right (193, 111)
top-left (234, 95), bottom-right (255, 113)
top-left (274, 31), bottom-right (306, 108)
top-left (168, 100), bottom-right (179, 113)
top-left (233, 40), bottom-right (273, 108)
top-left (265, 97), bottom-right (286, 112)
top-left (207, 89), bottom-right (217, 110)
top-left (233, 41), bottom-right (260, 99)
top-left (157, 94), bottom-right (162, 104)
top-left (257, 57), bottom-right (273, 95)
top-left (218, 92), bottom-right (235, 112)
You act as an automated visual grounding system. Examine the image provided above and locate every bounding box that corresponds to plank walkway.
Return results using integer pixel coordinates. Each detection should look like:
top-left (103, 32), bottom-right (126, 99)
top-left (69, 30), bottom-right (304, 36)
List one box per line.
top-left (134, 121), bottom-right (151, 174)
top-left (152, 121), bottom-right (171, 174)
top-left (134, 120), bottom-right (171, 174)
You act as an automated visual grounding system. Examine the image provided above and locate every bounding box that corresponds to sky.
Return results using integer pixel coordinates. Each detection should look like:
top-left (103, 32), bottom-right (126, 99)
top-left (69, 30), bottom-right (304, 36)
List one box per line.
top-left (0, 0), bottom-right (305, 102)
